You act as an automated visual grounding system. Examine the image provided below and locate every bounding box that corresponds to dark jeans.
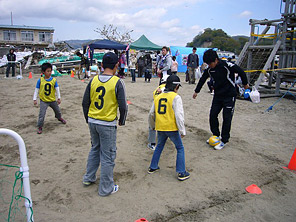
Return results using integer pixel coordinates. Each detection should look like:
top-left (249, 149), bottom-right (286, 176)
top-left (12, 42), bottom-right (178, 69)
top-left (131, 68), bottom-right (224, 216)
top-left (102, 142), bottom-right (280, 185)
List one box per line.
top-left (138, 66), bottom-right (144, 77)
top-left (131, 69), bottom-right (136, 82)
top-left (119, 68), bottom-right (125, 77)
top-left (6, 63), bottom-right (15, 77)
top-left (145, 69), bottom-right (151, 82)
top-left (209, 96), bottom-right (236, 144)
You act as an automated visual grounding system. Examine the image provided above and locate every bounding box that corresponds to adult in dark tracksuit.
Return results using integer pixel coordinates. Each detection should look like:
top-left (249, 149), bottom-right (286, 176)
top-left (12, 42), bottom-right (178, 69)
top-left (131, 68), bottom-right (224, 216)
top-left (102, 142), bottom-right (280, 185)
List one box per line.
top-left (6, 49), bottom-right (16, 78)
top-left (193, 49), bottom-right (249, 150)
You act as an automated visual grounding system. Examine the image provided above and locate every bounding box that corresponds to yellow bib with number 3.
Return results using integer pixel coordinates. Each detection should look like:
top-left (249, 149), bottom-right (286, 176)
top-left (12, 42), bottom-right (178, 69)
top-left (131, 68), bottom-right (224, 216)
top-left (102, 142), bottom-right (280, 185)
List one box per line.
top-left (88, 75), bottom-right (119, 121)
top-left (154, 91), bottom-right (178, 131)
top-left (39, 77), bottom-right (56, 102)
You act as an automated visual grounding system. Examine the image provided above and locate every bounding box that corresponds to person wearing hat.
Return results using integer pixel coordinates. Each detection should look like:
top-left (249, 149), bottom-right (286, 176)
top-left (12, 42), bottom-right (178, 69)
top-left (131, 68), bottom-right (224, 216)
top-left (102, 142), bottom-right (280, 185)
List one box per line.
top-left (148, 75), bottom-right (190, 181)
top-left (6, 48), bottom-right (16, 78)
top-left (82, 52), bottom-right (128, 196)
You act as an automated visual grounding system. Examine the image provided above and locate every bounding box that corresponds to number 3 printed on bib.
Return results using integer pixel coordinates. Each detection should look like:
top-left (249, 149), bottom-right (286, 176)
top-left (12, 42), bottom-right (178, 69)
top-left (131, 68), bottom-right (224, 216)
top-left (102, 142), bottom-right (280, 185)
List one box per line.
top-left (95, 86), bottom-right (106, 110)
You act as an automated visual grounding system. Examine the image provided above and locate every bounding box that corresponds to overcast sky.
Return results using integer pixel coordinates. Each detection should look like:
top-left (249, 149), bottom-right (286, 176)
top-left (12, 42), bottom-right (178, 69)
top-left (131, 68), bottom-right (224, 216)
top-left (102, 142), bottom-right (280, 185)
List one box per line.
top-left (0, 0), bottom-right (281, 46)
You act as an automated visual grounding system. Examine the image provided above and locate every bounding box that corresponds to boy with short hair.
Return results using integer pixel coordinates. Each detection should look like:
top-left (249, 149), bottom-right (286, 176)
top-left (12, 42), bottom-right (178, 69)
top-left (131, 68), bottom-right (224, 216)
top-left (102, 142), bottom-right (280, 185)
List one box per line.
top-left (148, 75), bottom-right (190, 181)
top-left (82, 52), bottom-right (128, 196)
top-left (193, 49), bottom-right (249, 150)
top-left (33, 62), bottom-right (66, 134)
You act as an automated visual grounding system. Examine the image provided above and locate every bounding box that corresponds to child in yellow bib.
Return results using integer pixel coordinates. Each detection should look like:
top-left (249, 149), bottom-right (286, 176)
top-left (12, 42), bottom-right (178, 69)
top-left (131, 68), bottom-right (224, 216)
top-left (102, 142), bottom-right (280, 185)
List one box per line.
top-left (147, 76), bottom-right (167, 151)
top-left (148, 75), bottom-right (190, 181)
top-left (33, 63), bottom-right (66, 134)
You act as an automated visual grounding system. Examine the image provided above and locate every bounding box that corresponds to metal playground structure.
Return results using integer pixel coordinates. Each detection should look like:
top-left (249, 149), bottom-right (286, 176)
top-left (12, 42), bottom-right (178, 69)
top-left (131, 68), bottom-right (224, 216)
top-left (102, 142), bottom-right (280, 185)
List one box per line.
top-left (237, 0), bottom-right (296, 96)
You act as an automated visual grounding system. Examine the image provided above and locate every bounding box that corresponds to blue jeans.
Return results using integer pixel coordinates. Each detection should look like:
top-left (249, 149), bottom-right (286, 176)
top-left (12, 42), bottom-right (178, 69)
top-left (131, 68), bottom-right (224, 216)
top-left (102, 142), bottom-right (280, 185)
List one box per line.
top-left (149, 131), bottom-right (186, 173)
top-left (130, 69), bottom-right (136, 82)
top-left (148, 127), bottom-right (156, 144)
top-left (83, 123), bottom-right (117, 196)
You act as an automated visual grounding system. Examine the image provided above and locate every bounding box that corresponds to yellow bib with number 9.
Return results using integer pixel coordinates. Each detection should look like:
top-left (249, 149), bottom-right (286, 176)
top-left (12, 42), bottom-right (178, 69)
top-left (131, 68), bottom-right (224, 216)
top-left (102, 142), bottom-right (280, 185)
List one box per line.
top-left (39, 77), bottom-right (56, 102)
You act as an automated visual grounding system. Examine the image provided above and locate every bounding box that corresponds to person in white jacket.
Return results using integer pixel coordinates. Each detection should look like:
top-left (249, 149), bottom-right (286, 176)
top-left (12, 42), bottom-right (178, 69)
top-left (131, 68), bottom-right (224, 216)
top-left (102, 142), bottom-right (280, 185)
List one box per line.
top-left (147, 75), bottom-right (190, 181)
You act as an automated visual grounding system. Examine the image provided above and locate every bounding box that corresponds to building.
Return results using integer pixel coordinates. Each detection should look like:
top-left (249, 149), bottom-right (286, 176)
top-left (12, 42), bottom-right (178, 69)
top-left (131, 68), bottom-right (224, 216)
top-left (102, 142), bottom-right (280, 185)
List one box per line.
top-left (0, 25), bottom-right (54, 49)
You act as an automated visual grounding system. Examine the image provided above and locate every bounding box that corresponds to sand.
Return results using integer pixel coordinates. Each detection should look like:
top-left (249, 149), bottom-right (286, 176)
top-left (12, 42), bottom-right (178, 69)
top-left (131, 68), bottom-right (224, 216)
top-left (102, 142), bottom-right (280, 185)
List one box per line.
top-left (0, 73), bottom-right (295, 222)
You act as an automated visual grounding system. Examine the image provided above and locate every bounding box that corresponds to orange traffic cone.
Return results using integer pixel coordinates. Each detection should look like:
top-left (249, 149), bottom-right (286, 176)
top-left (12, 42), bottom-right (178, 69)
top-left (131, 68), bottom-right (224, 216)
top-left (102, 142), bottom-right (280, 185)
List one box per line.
top-left (71, 70), bottom-right (74, 78)
top-left (287, 148), bottom-right (296, 171)
top-left (28, 72), bottom-right (32, 79)
top-left (135, 218), bottom-right (148, 222)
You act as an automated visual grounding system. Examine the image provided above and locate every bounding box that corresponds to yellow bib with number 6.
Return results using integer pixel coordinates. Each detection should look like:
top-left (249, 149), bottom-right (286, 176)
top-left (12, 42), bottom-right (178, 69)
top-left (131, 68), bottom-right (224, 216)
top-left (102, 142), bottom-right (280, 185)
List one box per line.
top-left (154, 91), bottom-right (178, 131)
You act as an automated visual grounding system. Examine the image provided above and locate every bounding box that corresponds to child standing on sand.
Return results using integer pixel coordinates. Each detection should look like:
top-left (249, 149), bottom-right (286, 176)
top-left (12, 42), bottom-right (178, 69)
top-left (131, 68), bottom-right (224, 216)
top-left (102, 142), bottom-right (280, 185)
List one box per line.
top-left (33, 62), bottom-right (66, 134)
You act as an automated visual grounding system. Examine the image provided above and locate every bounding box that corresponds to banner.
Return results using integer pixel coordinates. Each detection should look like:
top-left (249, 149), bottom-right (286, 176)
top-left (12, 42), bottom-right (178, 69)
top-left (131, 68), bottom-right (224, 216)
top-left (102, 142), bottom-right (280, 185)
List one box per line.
top-left (170, 46), bottom-right (215, 73)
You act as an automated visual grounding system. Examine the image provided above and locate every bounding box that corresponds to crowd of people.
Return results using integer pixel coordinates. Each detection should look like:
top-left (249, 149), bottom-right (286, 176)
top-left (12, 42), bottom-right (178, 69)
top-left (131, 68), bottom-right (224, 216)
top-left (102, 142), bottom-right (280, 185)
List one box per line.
top-left (30, 48), bottom-right (249, 197)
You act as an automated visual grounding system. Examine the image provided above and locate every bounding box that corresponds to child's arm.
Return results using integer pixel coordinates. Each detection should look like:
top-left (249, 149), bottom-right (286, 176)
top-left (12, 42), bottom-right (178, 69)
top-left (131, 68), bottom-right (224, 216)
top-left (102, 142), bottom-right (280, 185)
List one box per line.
top-left (33, 79), bottom-right (41, 105)
top-left (173, 95), bottom-right (186, 137)
top-left (148, 102), bottom-right (156, 130)
top-left (82, 81), bottom-right (91, 123)
top-left (55, 80), bottom-right (61, 104)
top-left (56, 87), bottom-right (61, 104)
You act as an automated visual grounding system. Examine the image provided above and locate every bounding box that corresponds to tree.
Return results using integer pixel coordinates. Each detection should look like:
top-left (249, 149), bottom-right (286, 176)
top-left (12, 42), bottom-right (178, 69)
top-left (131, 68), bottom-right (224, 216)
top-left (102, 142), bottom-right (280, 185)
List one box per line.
top-left (94, 24), bottom-right (134, 44)
top-left (186, 28), bottom-right (249, 54)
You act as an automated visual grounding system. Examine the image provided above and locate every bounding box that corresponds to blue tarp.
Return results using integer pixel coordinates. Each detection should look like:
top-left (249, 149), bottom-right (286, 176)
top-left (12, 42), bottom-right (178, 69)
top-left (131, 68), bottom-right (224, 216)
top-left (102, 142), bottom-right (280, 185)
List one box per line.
top-left (170, 46), bottom-right (215, 73)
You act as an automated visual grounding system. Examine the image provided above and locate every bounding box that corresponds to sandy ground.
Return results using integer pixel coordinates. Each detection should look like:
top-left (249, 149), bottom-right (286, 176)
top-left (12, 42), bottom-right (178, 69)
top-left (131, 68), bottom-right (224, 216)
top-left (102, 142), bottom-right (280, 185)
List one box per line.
top-left (0, 72), bottom-right (295, 222)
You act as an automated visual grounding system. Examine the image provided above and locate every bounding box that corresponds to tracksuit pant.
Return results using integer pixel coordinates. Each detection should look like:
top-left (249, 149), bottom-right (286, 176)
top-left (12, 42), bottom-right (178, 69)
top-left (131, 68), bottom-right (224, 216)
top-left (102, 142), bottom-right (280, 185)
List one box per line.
top-left (209, 96), bottom-right (236, 144)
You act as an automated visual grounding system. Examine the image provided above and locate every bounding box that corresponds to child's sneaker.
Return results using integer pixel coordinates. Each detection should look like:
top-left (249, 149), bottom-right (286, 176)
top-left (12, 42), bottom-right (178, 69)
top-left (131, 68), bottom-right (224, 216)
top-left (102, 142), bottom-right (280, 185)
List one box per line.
top-left (147, 143), bottom-right (156, 151)
top-left (111, 185), bottom-right (119, 194)
top-left (37, 127), bottom-right (42, 134)
top-left (148, 167), bottom-right (160, 174)
top-left (177, 171), bottom-right (190, 181)
top-left (82, 181), bottom-right (93, 186)
top-left (58, 118), bottom-right (67, 124)
top-left (214, 141), bottom-right (226, 150)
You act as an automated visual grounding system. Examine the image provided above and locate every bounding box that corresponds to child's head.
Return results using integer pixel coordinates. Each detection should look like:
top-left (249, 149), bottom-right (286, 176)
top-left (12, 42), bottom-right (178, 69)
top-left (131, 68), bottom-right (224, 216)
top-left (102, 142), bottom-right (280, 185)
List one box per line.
top-left (165, 75), bottom-right (181, 92)
top-left (41, 63), bottom-right (52, 78)
top-left (203, 49), bottom-right (219, 68)
top-left (172, 56), bottom-right (176, 61)
top-left (102, 52), bottom-right (118, 74)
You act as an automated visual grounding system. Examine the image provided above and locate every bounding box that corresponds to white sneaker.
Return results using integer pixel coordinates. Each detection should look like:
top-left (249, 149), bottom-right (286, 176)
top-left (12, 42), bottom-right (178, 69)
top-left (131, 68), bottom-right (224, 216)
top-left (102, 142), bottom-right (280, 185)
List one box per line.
top-left (206, 139), bottom-right (209, 144)
top-left (111, 185), bottom-right (119, 194)
top-left (214, 142), bottom-right (225, 150)
top-left (147, 143), bottom-right (156, 151)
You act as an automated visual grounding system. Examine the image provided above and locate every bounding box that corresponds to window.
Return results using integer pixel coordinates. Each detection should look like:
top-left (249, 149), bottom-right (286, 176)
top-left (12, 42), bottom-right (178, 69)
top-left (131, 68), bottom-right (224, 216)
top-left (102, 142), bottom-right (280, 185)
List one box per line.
top-left (39, 32), bottom-right (52, 42)
top-left (21, 31), bottom-right (34, 42)
top-left (3, 30), bottom-right (17, 41)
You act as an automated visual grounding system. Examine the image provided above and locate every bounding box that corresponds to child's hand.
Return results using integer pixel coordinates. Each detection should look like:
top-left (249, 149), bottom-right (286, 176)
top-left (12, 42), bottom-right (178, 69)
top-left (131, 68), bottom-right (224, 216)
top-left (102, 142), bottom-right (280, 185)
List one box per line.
top-left (181, 135), bottom-right (185, 138)
top-left (33, 100), bottom-right (37, 105)
top-left (57, 99), bottom-right (61, 105)
top-left (192, 92), bottom-right (198, 99)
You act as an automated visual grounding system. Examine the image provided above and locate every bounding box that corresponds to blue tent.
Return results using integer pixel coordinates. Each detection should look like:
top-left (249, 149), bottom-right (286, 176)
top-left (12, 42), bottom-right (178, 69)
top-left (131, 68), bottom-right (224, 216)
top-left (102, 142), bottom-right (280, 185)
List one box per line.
top-left (170, 46), bottom-right (215, 73)
top-left (82, 39), bottom-right (127, 65)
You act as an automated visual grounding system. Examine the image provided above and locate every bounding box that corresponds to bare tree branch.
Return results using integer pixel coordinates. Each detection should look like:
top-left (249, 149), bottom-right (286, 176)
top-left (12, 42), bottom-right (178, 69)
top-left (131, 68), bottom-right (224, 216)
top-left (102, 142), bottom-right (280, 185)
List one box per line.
top-left (94, 24), bottom-right (134, 44)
